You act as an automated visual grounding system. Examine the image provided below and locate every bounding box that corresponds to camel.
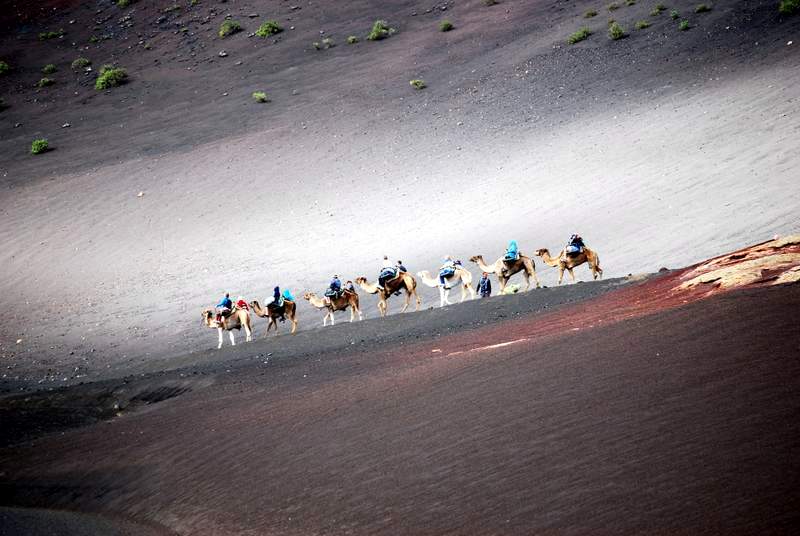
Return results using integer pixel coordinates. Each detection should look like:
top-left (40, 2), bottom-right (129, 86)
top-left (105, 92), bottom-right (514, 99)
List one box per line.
top-left (469, 254), bottom-right (540, 292)
top-left (303, 290), bottom-right (363, 326)
top-left (355, 272), bottom-right (421, 317)
top-left (249, 299), bottom-right (298, 336)
top-left (202, 307), bottom-right (252, 349)
top-left (535, 247), bottom-right (603, 284)
top-left (417, 266), bottom-right (476, 307)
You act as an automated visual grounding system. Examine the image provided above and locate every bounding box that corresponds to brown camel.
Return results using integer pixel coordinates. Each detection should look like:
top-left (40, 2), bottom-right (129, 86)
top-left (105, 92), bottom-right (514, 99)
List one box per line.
top-left (303, 291), bottom-right (362, 326)
top-left (417, 267), bottom-right (476, 307)
top-left (469, 254), bottom-right (540, 292)
top-left (535, 247), bottom-right (603, 284)
top-left (249, 299), bottom-right (298, 336)
top-left (202, 307), bottom-right (252, 349)
top-left (355, 273), bottom-right (421, 317)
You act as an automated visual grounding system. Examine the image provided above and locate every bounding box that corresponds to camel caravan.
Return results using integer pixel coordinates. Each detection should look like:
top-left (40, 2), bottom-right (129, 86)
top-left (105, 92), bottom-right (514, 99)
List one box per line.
top-left (203, 235), bottom-right (602, 348)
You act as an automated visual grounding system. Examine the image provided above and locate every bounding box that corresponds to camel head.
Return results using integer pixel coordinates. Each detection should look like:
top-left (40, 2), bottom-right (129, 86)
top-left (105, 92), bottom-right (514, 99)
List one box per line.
top-left (202, 309), bottom-right (215, 326)
top-left (355, 276), bottom-right (368, 285)
top-left (534, 248), bottom-right (549, 257)
top-left (469, 255), bottom-right (483, 263)
top-left (302, 292), bottom-right (314, 300)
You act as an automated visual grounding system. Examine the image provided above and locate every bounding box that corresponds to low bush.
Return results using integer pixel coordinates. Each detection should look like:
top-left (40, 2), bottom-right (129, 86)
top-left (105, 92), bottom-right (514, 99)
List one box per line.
top-left (780, 0), bottom-right (800, 14)
top-left (607, 3), bottom-right (620, 11)
top-left (255, 20), bottom-right (282, 38)
top-left (31, 139), bottom-right (49, 155)
top-left (584, 9), bottom-right (598, 17)
top-left (410, 79), bottom-right (426, 90)
top-left (651, 3), bottom-right (666, 14)
top-left (678, 19), bottom-right (690, 30)
top-left (568, 27), bottom-right (592, 44)
top-left (71, 57), bottom-right (91, 69)
top-left (89, 35), bottom-right (100, 43)
top-left (439, 20), bottom-right (454, 31)
top-left (626, 0), bottom-right (636, 5)
top-left (322, 37), bottom-right (335, 48)
top-left (608, 21), bottom-right (626, 39)
top-left (695, 3), bottom-right (711, 12)
top-left (95, 67), bottom-right (127, 89)
top-left (367, 20), bottom-right (395, 41)
top-left (37, 77), bottom-right (54, 87)
top-left (347, 35), bottom-right (359, 44)
top-left (635, 20), bottom-right (651, 29)
top-left (42, 63), bottom-right (57, 74)
top-left (0, 61), bottom-right (9, 75)
top-left (483, 0), bottom-right (498, 5)
top-left (117, 0), bottom-right (132, 7)
top-left (39, 29), bottom-right (64, 40)
top-left (252, 91), bottom-right (269, 103)
top-left (671, 10), bottom-right (680, 19)
top-left (218, 20), bottom-right (242, 38)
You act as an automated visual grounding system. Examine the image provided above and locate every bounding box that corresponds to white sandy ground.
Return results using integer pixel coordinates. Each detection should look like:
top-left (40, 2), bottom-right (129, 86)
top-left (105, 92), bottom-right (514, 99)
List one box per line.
top-left (1, 62), bottom-right (798, 383)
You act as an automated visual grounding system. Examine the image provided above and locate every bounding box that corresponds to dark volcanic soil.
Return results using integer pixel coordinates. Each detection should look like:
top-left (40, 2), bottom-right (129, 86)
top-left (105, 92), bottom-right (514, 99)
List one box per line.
top-left (2, 275), bottom-right (799, 534)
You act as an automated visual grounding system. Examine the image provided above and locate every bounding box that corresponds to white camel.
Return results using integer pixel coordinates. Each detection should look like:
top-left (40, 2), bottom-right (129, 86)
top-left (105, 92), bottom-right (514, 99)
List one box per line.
top-left (417, 266), bottom-right (476, 307)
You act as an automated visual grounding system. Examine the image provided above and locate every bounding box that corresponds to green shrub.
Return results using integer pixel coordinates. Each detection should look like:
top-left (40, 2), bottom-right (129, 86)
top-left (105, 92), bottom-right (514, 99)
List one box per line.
top-left (312, 41), bottom-right (321, 50)
top-left (0, 61), bottom-right (9, 75)
top-left (678, 19), bottom-right (690, 30)
top-left (439, 20), bottom-right (454, 31)
top-left (651, 3), bottom-right (666, 14)
top-left (89, 35), bottom-right (100, 43)
top-left (252, 91), bottom-right (269, 103)
top-left (218, 19), bottom-right (242, 38)
top-left (255, 20), bottom-right (282, 38)
top-left (410, 79), bottom-right (426, 90)
top-left (695, 3), bottom-right (711, 12)
top-left (568, 27), bottom-right (592, 44)
top-left (117, 0), bottom-right (131, 7)
top-left (626, 0), bottom-right (636, 5)
top-left (37, 77), bottom-right (54, 87)
top-left (608, 21), bottom-right (626, 39)
top-left (31, 139), bottom-right (49, 155)
top-left (780, 0), bottom-right (800, 14)
top-left (95, 67), bottom-right (127, 89)
top-left (483, 0), bottom-right (498, 4)
top-left (39, 29), bottom-right (64, 40)
top-left (635, 20), bottom-right (651, 29)
top-left (607, 2), bottom-right (620, 11)
top-left (347, 35), bottom-right (359, 44)
top-left (71, 57), bottom-right (91, 69)
top-left (321, 37), bottom-right (335, 48)
top-left (42, 64), bottom-right (57, 74)
top-left (671, 10), bottom-right (680, 19)
top-left (367, 20), bottom-right (395, 41)
top-left (584, 9), bottom-right (598, 17)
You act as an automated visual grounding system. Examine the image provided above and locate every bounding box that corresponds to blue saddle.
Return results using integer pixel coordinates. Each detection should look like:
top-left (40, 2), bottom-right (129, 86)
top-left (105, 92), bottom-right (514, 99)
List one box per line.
top-left (439, 267), bottom-right (456, 279)
top-left (380, 267), bottom-right (398, 280)
top-left (503, 253), bottom-right (519, 262)
top-left (565, 245), bottom-right (582, 256)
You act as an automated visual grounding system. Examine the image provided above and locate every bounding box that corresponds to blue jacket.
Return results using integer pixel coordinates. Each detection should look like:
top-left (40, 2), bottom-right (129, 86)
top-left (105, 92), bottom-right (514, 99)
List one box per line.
top-left (330, 278), bottom-right (342, 291)
top-left (506, 240), bottom-right (519, 257)
top-left (477, 277), bottom-right (492, 296)
top-left (217, 296), bottom-right (233, 309)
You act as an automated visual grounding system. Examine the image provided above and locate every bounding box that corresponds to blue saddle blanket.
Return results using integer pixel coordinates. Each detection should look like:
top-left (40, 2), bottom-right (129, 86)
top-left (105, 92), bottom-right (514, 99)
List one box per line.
top-left (380, 267), bottom-right (398, 280)
top-left (439, 267), bottom-right (456, 279)
top-left (503, 253), bottom-right (519, 262)
top-left (565, 245), bottom-right (582, 256)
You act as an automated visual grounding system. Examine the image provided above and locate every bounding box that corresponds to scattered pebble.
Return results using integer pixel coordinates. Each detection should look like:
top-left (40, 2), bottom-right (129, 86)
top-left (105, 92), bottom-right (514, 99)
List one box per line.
top-left (62, 122), bottom-right (71, 128)
top-left (218, 50), bottom-right (228, 57)
top-left (137, 191), bottom-right (144, 197)
top-left (788, 41), bottom-right (793, 46)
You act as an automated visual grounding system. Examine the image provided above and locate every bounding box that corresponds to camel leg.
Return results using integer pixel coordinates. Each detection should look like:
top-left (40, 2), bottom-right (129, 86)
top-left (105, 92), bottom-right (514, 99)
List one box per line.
top-left (245, 324), bottom-right (252, 342)
top-left (439, 287), bottom-right (446, 307)
top-left (357, 308), bottom-right (363, 321)
top-left (415, 292), bottom-right (421, 311)
top-left (322, 313), bottom-right (328, 327)
top-left (568, 268), bottom-right (576, 283)
top-left (329, 311), bottom-right (335, 326)
top-left (229, 331), bottom-right (236, 346)
top-left (379, 299), bottom-right (387, 317)
top-left (531, 268), bottom-right (541, 289)
top-left (522, 272), bottom-right (531, 292)
top-left (466, 283), bottom-right (476, 300)
top-left (291, 317), bottom-right (297, 334)
top-left (400, 291), bottom-right (410, 313)
top-left (217, 328), bottom-right (223, 349)
top-left (557, 267), bottom-right (565, 285)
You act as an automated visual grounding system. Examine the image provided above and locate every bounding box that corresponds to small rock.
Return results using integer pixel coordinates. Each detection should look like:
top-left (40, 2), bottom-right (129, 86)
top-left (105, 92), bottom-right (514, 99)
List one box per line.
top-left (16, 339), bottom-right (22, 345)
top-left (137, 191), bottom-right (144, 197)
top-left (218, 50), bottom-right (228, 57)
top-left (62, 122), bottom-right (71, 128)
top-left (222, 92), bottom-right (228, 96)
top-left (235, 60), bottom-right (242, 65)
top-left (456, 121), bottom-right (463, 126)
top-left (788, 41), bottom-right (793, 46)
top-left (14, 123), bottom-right (22, 128)
top-left (247, 13), bottom-right (259, 18)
